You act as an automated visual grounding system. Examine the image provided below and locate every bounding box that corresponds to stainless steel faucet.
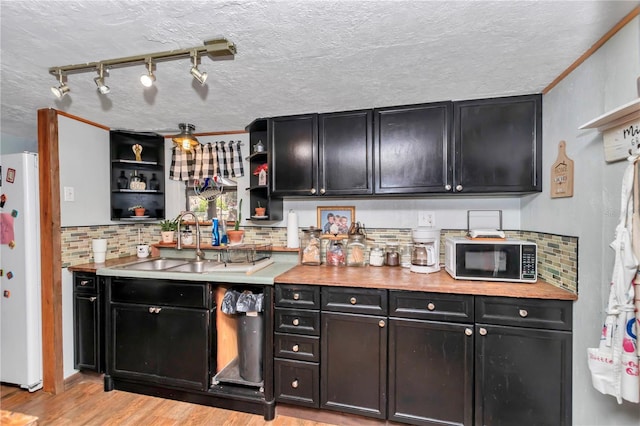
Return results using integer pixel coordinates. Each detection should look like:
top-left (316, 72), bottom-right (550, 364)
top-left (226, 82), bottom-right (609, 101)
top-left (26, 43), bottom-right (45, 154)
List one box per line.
top-left (176, 211), bottom-right (204, 261)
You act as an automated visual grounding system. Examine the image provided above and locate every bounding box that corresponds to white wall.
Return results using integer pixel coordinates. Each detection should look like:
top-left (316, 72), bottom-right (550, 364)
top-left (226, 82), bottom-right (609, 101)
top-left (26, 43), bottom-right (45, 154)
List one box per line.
top-left (58, 115), bottom-right (111, 226)
top-left (521, 17), bottom-right (640, 425)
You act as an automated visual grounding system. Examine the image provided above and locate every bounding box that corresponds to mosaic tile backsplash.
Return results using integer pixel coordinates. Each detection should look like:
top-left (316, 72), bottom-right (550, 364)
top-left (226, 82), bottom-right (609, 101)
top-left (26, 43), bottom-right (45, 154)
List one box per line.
top-left (61, 225), bottom-right (578, 294)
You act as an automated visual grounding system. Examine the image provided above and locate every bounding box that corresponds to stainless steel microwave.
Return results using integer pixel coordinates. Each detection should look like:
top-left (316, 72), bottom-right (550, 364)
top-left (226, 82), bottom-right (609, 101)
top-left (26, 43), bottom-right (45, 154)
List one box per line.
top-left (444, 236), bottom-right (537, 283)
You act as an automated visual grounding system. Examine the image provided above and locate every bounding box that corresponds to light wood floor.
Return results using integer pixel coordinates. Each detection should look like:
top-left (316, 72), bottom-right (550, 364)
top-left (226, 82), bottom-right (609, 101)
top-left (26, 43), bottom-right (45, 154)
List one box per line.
top-left (0, 373), bottom-right (336, 426)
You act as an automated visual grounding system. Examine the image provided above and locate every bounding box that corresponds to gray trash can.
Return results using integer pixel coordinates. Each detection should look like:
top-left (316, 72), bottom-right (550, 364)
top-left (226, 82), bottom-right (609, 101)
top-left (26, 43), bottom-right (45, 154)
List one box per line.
top-left (221, 288), bottom-right (264, 383)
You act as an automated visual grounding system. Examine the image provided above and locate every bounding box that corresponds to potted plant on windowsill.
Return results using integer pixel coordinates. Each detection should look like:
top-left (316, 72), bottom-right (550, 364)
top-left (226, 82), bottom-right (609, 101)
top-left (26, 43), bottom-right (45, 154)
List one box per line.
top-left (226, 199), bottom-right (244, 245)
top-left (159, 217), bottom-right (178, 244)
top-left (254, 201), bottom-right (266, 217)
top-left (128, 205), bottom-right (146, 217)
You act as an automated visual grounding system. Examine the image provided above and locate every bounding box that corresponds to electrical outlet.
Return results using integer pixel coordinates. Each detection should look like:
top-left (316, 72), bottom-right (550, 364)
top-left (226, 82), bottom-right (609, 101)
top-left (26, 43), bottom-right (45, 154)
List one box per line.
top-left (418, 210), bottom-right (435, 227)
top-left (64, 186), bottom-right (75, 202)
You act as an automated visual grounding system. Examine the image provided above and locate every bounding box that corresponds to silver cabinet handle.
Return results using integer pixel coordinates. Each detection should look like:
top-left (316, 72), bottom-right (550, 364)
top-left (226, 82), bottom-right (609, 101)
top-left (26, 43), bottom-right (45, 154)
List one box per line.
top-left (445, 184), bottom-right (452, 191)
top-left (291, 379), bottom-right (299, 389)
top-left (479, 327), bottom-right (487, 336)
top-left (465, 328), bottom-right (473, 336)
top-left (350, 297), bottom-right (357, 305)
top-left (293, 293), bottom-right (300, 300)
top-left (320, 188), bottom-right (326, 195)
top-left (155, 307), bottom-right (162, 313)
top-left (379, 320), bottom-right (385, 328)
top-left (149, 307), bottom-right (155, 313)
top-left (80, 280), bottom-right (89, 286)
top-left (427, 302), bottom-right (435, 311)
top-left (519, 309), bottom-right (528, 318)
top-left (292, 318), bottom-right (299, 326)
top-left (89, 297), bottom-right (97, 302)
top-left (292, 344), bottom-right (299, 352)
top-left (456, 184), bottom-right (463, 191)
top-left (310, 188), bottom-right (317, 195)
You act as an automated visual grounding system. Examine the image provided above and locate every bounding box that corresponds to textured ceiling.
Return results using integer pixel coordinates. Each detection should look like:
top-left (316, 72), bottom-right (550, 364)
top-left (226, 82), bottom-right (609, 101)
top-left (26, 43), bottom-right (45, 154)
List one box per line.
top-left (0, 0), bottom-right (637, 143)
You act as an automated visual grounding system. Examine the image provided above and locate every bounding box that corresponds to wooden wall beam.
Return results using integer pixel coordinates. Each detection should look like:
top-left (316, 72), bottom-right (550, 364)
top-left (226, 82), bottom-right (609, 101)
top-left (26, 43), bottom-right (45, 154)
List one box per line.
top-left (37, 108), bottom-right (64, 393)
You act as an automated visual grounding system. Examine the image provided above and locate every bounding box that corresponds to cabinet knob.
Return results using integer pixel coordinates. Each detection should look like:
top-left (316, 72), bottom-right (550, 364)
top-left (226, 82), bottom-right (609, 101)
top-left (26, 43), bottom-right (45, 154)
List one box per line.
top-left (80, 280), bottom-right (89, 286)
top-left (479, 327), bottom-right (487, 336)
top-left (291, 379), bottom-right (299, 389)
top-left (427, 302), bottom-right (435, 311)
top-left (320, 188), bottom-right (326, 195)
top-left (465, 328), bottom-right (473, 336)
top-left (155, 307), bottom-right (162, 313)
top-left (149, 307), bottom-right (155, 313)
top-left (350, 297), bottom-right (357, 305)
top-left (89, 297), bottom-right (97, 302)
top-left (445, 184), bottom-right (452, 191)
top-left (292, 344), bottom-right (299, 352)
top-left (292, 318), bottom-right (300, 326)
top-left (293, 293), bottom-right (300, 300)
top-left (310, 188), bottom-right (317, 195)
top-left (456, 184), bottom-right (463, 191)
top-left (379, 320), bottom-right (385, 328)
top-left (519, 309), bottom-right (528, 318)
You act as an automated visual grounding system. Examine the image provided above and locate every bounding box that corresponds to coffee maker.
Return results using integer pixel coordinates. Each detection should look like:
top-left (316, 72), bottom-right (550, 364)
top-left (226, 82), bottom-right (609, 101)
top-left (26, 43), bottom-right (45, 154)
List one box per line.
top-left (410, 227), bottom-right (441, 274)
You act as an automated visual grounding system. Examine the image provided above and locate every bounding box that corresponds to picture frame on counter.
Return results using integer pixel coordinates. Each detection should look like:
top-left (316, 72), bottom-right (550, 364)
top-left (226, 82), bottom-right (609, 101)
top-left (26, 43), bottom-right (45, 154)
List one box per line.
top-left (317, 206), bottom-right (355, 237)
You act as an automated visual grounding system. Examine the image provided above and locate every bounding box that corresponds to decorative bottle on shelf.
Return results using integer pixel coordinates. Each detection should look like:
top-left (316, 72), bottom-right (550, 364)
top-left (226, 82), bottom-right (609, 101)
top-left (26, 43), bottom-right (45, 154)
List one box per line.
top-left (149, 173), bottom-right (160, 191)
top-left (129, 171), bottom-right (145, 190)
top-left (139, 173), bottom-right (147, 186)
top-left (116, 171), bottom-right (128, 189)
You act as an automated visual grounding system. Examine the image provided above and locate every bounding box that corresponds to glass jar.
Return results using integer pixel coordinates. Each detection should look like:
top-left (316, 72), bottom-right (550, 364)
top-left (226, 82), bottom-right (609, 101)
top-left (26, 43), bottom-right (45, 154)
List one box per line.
top-left (385, 242), bottom-right (400, 266)
top-left (347, 234), bottom-right (366, 267)
top-left (300, 227), bottom-right (322, 265)
top-left (369, 247), bottom-right (385, 267)
top-left (399, 243), bottom-right (413, 268)
top-left (326, 238), bottom-right (346, 266)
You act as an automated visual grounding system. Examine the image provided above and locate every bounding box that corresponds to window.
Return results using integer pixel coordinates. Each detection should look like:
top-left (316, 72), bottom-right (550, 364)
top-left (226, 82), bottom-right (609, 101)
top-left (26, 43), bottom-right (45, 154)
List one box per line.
top-left (184, 179), bottom-right (238, 223)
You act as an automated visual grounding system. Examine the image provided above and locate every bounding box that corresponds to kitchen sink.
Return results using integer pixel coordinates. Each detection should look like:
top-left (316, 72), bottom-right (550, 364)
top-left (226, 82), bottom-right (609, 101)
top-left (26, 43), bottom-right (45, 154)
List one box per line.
top-left (115, 258), bottom-right (189, 271)
top-left (164, 260), bottom-right (225, 273)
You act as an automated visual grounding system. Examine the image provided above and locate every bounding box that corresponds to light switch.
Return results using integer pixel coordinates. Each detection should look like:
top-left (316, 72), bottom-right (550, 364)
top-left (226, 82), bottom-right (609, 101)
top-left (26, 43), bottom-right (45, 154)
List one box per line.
top-left (64, 186), bottom-right (75, 202)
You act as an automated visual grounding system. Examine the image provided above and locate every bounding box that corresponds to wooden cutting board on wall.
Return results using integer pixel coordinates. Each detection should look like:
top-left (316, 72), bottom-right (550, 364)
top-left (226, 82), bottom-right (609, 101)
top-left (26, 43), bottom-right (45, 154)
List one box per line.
top-left (551, 140), bottom-right (574, 198)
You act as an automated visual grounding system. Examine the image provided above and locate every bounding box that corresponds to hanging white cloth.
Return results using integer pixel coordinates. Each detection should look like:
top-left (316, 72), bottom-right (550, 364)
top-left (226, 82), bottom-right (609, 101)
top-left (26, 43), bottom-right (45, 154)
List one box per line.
top-left (588, 156), bottom-right (640, 404)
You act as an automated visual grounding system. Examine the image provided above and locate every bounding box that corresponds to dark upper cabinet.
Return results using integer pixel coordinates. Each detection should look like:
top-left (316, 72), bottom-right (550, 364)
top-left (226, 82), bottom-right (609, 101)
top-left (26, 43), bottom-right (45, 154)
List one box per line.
top-left (270, 114), bottom-right (318, 197)
top-left (453, 94), bottom-right (542, 193)
top-left (270, 110), bottom-right (373, 197)
top-left (109, 130), bottom-right (166, 220)
top-left (374, 102), bottom-right (452, 194)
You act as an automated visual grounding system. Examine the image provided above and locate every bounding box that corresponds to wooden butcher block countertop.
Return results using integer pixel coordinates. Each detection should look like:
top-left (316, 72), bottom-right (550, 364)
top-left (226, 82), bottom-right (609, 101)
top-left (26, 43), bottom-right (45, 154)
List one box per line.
top-left (68, 255), bottom-right (140, 273)
top-left (275, 265), bottom-right (577, 300)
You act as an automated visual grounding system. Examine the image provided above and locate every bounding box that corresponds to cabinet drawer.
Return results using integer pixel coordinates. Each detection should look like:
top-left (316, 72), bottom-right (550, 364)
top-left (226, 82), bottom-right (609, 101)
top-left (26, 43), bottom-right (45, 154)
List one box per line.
top-left (275, 284), bottom-right (320, 309)
top-left (74, 273), bottom-right (97, 293)
top-left (275, 308), bottom-right (320, 336)
top-left (275, 333), bottom-right (320, 362)
top-left (322, 287), bottom-right (387, 315)
top-left (110, 278), bottom-right (210, 309)
top-left (475, 296), bottom-right (572, 331)
top-left (274, 359), bottom-right (319, 408)
top-left (390, 291), bottom-right (473, 322)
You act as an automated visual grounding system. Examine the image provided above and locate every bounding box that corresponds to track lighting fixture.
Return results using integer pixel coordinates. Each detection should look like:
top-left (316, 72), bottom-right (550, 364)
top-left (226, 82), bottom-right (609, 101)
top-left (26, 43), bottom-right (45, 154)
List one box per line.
top-left (171, 123), bottom-right (200, 151)
top-left (190, 51), bottom-right (208, 85)
top-left (51, 70), bottom-right (70, 99)
top-left (140, 59), bottom-right (156, 87)
top-left (94, 64), bottom-right (110, 94)
top-left (48, 37), bottom-right (236, 98)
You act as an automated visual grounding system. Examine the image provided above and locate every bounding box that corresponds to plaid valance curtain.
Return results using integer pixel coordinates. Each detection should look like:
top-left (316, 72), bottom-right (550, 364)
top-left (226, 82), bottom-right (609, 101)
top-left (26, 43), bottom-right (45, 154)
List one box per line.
top-left (170, 141), bottom-right (244, 181)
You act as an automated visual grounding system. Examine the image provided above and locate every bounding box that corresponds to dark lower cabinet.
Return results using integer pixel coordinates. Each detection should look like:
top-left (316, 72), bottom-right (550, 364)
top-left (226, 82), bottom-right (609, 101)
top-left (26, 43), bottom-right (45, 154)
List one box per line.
top-left (474, 324), bottom-right (572, 426)
top-left (73, 272), bottom-right (104, 372)
top-left (320, 311), bottom-right (387, 419)
top-left (388, 318), bottom-right (474, 426)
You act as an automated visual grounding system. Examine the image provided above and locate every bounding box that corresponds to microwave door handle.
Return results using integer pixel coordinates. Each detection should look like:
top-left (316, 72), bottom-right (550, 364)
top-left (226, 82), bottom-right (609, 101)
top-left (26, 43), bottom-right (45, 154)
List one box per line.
top-left (493, 250), bottom-right (500, 277)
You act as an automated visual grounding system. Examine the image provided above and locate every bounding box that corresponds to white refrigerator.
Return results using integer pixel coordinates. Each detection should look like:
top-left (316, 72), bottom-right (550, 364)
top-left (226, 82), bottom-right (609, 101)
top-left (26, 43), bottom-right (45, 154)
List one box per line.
top-left (0, 152), bottom-right (43, 391)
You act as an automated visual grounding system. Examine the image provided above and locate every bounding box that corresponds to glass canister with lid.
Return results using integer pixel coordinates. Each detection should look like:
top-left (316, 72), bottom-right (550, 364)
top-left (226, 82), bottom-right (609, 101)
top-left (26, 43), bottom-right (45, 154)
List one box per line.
top-left (369, 246), bottom-right (385, 267)
top-left (300, 227), bottom-right (322, 265)
top-left (326, 238), bottom-right (346, 266)
top-left (385, 242), bottom-right (400, 266)
top-left (346, 234), bottom-right (366, 267)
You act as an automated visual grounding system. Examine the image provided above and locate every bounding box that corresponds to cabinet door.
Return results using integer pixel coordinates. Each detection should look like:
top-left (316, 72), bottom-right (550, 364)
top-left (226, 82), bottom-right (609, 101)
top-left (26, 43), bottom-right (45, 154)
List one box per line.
top-left (320, 312), bottom-right (387, 419)
top-left (110, 303), bottom-right (158, 378)
top-left (271, 114), bottom-right (318, 196)
top-left (475, 324), bottom-right (572, 426)
top-left (389, 318), bottom-right (473, 426)
top-left (74, 294), bottom-right (99, 371)
top-left (156, 307), bottom-right (211, 390)
top-left (319, 110), bottom-right (373, 195)
top-left (374, 102), bottom-right (452, 194)
top-left (454, 95), bottom-right (542, 193)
